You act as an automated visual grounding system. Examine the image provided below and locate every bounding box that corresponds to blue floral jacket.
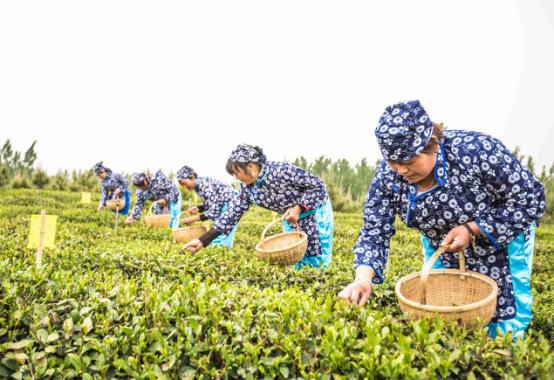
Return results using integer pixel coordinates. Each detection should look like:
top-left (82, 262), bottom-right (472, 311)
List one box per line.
top-left (214, 161), bottom-right (329, 256)
top-left (131, 171), bottom-right (179, 219)
top-left (99, 172), bottom-right (129, 207)
top-left (354, 130), bottom-right (545, 321)
top-left (195, 176), bottom-right (237, 221)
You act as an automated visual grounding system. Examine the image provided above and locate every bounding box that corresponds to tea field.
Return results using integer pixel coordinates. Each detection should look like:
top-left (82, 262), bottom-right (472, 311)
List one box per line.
top-left (0, 189), bottom-right (553, 379)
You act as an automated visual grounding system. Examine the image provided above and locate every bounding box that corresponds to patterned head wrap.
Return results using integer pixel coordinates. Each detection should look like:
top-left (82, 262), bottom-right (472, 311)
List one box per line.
top-left (228, 144), bottom-right (267, 164)
top-left (176, 165), bottom-right (196, 180)
top-left (93, 161), bottom-right (106, 174)
top-left (375, 100), bottom-right (433, 162)
top-left (132, 172), bottom-right (148, 187)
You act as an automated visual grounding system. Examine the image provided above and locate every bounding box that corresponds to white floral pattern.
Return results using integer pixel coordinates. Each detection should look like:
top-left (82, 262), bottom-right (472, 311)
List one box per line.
top-left (131, 171), bottom-right (180, 220)
top-left (375, 100), bottom-right (434, 162)
top-left (215, 161), bottom-right (329, 257)
top-left (194, 176), bottom-right (238, 221)
top-left (354, 130), bottom-right (545, 321)
top-left (99, 172), bottom-right (128, 207)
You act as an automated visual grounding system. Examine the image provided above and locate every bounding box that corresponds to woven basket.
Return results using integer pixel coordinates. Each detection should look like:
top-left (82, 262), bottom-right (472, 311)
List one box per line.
top-left (255, 218), bottom-right (308, 265)
top-left (106, 198), bottom-right (126, 211)
top-left (171, 225), bottom-right (207, 244)
top-left (144, 203), bottom-right (172, 228)
top-left (395, 245), bottom-right (498, 327)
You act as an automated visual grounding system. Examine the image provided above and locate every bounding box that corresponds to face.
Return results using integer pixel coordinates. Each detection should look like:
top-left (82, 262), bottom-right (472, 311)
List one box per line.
top-left (232, 163), bottom-right (260, 185)
top-left (387, 152), bottom-right (437, 184)
top-left (179, 178), bottom-right (195, 191)
top-left (96, 171), bottom-right (107, 180)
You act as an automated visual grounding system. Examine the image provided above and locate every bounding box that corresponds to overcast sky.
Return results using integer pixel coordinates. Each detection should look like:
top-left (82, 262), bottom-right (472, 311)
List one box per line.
top-left (1, 1), bottom-right (553, 181)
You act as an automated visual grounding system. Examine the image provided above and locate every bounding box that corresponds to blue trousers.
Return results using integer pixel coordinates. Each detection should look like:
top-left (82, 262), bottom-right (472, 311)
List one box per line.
top-left (211, 203), bottom-right (237, 248)
top-left (282, 199), bottom-right (333, 270)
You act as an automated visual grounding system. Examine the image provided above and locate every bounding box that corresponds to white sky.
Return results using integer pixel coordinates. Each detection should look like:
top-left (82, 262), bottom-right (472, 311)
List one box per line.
top-left (1, 1), bottom-right (553, 181)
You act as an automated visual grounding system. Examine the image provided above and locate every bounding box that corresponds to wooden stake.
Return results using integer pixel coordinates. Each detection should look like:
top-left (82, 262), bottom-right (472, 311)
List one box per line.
top-left (36, 209), bottom-right (46, 268)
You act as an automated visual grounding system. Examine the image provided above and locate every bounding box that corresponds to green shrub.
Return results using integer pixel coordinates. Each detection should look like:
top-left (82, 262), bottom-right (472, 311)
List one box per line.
top-left (0, 189), bottom-right (552, 378)
top-left (32, 169), bottom-right (50, 189)
top-left (10, 174), bottom-right (32, 189)
top-left (49, 171), bottom-right (70, 191)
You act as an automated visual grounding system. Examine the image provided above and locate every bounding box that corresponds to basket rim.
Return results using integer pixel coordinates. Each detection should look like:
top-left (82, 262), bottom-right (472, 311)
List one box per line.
top-left (395, 269), bottom-right (499, 313)
top-left (255, 230), bottom-right (308, 254)
top-left (144, 214), bottom-right (171, 220)
top-left (171, 225), bottom-right (208, 234)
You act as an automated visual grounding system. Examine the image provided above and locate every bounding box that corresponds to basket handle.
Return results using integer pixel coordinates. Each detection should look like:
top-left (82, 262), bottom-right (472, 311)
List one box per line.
top-left (259, 216), bottom-right (301, 242)
top-left (419, 245), bottom-right (466, 305)
top-left (147, 200), bottom-right (171, 216)
top-left (147, 202), bottom-right (155, 216)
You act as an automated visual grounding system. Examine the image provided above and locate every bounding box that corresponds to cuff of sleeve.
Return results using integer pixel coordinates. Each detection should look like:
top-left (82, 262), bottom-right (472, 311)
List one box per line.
top-left (354, 261), bottom-right (384, 285)
top-left (298, 204), bottom-right (309, 212)
top-left (199, 214), bottom-right (209, 221)
top-left (475, 220), bottom-right (502, 250)
top-left (199, 228), bottom-right (221, 247)
top-left (197, 204), bottom-right (206, 212)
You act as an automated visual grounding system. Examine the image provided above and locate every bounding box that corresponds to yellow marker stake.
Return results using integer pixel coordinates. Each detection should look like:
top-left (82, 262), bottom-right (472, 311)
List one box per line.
top-left (81, 192), bottom-right (91, 204)
top-left (28, 210), bottom-right (57, 268)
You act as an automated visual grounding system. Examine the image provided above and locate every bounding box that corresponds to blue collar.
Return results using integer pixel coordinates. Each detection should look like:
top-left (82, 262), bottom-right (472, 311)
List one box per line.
top-left (102, 172), bottom-right (112, 184)
top-left (249, 164), bottom-right (269, 190)
top-left (194, 177), bottom-right (202, 192)
top-left (408, 144), bottom-right (448, 200)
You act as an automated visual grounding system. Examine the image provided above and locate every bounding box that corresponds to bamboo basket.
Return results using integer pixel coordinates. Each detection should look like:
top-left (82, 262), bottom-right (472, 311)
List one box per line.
top-left (144, 203), bottom-right (172, 228)
top-left (106, 198), bottom-right (126, 211)
top-left (255, 218), bottom-right (308, 265)
top-left (171, 222), bottom-right (207, 244)
top-left (395, 245), bottom-right (498, 327)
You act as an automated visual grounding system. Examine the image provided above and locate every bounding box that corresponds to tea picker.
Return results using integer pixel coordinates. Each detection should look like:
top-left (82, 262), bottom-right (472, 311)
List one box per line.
top-left (125, 171), bottom-right (182, 228)
top-left (94, 162), bottom-right (131, 216)
top-left (338, 100), bottom-right (546, 338)
top-left (183, 144), bottom-right (334, 270)
top-left (175, 165), bottom-right (238, 247)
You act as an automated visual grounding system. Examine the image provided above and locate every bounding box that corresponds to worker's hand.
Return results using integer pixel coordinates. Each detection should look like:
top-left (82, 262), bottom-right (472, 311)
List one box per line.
top-left (441, 225), bottom-right (472, 251)
top-left (188, 206), bottom-right (199, 215)
top-left (156, 199), bottom-right (167, 207)
top-left (338, 279), bottom-right (373, 306)
top-left (113, 188), bottom-right (122, 197)
top-left (124, 216), bottom-right (135, 225)
top-left (183, 239), bottom-right (204, 253)
top-left (181, 216), bottom-right (197, 225)
top-left (283, 205), bottom-right (302, 225)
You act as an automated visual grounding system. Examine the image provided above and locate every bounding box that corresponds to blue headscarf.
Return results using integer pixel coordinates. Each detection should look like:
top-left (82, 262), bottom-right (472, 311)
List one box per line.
top-left (93, 161), bottom-right (107, 174)
top-left (132, 172), bottom-right (148, 187)
top-left (176, 166), bottom-right (196, 181)
top-left (375, 100), bottom-right (433, 162)
top-left (228, 144), bottom-right (267, 164)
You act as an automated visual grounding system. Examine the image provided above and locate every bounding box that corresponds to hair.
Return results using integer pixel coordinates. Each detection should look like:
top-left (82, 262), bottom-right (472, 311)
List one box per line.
top-left (421, 122), bottom-right (444, 154)
top-left (225, 146), bottom-right (266, 175)
top-left (94, 161), bottom-right (112, 174)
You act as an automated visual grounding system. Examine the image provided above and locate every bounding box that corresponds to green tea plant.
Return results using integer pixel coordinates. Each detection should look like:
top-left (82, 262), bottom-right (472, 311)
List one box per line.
top-left (0, 189), bottom-right (552, 379)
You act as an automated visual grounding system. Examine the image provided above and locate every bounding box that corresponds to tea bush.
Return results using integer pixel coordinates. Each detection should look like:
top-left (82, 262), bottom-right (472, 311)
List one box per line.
top-left (0, 189), bottom-right (553, 379)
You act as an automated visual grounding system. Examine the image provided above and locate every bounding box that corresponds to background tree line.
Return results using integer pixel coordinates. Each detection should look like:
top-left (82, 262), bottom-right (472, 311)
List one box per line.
top-left (1, 138), bottom-right (552, 222)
